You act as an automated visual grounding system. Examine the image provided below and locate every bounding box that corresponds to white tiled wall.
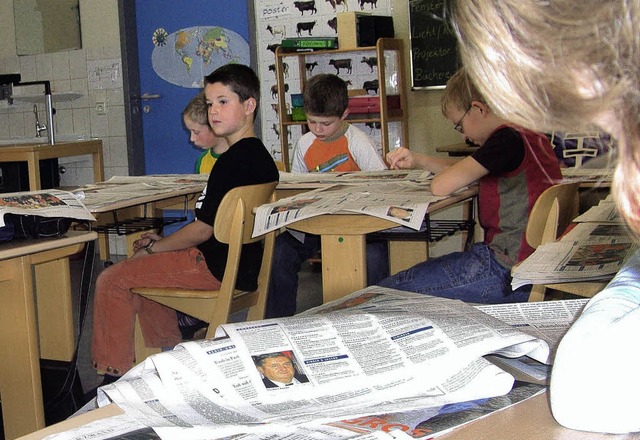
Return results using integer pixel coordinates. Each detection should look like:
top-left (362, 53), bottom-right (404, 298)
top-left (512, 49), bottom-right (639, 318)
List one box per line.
top-left (0, 46), bottom-right (130, 186)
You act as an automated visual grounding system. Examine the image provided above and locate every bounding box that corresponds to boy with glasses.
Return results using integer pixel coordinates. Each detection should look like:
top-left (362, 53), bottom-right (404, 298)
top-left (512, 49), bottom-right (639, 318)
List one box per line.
top-left (380, 67), bottom-right (561, 304)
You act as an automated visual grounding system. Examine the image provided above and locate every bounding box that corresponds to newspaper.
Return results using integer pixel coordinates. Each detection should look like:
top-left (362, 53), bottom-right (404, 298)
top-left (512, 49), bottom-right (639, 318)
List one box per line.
top-left (0, 189), bottom-right (95, 227)
top-left (74, 175), bottom-right (207, 211)
top-left (326, 380), bottom-right (545, 439)
top-left (572, 194), bottom-right (621, 223)
top-left (560, 166), bottom-right (613, 184)
top-left (511, 221), bottom-right (637, 288)
top-left (278, 170), bottom-right (432, 189)
top-left (253, 180), bottom-right (447, 236)
top-left (40, 287), bottom-right (587, 440)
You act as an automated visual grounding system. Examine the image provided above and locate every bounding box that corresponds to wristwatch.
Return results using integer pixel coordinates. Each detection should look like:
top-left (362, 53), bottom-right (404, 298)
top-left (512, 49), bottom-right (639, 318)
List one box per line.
top-left (144, 239), bottom-right (155, 254)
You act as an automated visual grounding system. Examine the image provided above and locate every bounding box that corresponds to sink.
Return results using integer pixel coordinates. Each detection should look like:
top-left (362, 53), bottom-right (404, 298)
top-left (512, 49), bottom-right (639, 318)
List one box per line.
top-left (0, 134), bottom-right (88, 146)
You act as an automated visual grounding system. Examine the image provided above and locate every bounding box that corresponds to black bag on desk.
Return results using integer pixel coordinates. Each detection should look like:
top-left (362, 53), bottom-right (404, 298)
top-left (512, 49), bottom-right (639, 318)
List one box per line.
top-left (3, 213), bottom-right (72, 239)
top-left (0, 221), bottom-right (13, 242)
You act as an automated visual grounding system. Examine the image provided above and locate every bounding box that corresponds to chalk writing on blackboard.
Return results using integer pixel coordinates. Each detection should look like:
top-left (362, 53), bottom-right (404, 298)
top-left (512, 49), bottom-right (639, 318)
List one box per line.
top-left (408, 0), bottom-right (460, 89)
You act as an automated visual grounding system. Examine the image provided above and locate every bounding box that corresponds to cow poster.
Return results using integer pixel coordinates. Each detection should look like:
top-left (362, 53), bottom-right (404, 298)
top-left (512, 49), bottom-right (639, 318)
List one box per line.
top-left (254, 0), bottom-right (394, 167)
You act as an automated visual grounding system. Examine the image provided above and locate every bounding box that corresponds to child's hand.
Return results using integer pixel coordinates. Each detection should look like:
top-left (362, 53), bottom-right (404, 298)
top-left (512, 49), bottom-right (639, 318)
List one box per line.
top-left (386, 147), bottom-right (415, 170)
top-left (132, 232), bottom-right (162, 253)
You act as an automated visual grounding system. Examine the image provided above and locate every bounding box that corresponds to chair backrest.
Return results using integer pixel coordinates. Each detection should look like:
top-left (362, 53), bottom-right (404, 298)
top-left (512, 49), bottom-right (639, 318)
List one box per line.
top-left (274, 160), bottom-right (287, 172)
top-left (207, 181), bottom-right (278, 335)
top-left (526, 182), bottom-right (580, 249)
top-left (214, 182), bottom-right (278, 245)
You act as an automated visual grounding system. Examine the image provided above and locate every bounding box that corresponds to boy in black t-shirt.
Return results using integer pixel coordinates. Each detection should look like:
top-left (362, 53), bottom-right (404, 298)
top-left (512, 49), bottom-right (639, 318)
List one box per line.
top-left (91, 64), bottom-right (279, 383)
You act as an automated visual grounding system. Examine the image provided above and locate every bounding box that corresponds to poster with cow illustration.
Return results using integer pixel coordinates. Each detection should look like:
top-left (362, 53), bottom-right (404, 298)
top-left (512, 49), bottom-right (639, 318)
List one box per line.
top-left (255, 0), bottom-right (395, 167)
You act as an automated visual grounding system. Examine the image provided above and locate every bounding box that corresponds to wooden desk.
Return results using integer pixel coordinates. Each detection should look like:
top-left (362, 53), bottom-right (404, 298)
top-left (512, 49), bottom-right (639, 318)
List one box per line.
top-left (0, 140), bottom-right (104, 190)
top-left (287, 187), bottom-right (477, 303)
top-left (0, 231), bottom-right (98, 440)
top-left (439, 391), bottom-right (640, 439)
top-left (78, 178), bottom-right (206, 259)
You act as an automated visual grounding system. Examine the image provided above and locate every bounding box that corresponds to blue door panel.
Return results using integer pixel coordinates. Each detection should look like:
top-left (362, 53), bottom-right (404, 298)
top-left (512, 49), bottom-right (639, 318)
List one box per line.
top-left (136, 0), bottom-right (250, 174)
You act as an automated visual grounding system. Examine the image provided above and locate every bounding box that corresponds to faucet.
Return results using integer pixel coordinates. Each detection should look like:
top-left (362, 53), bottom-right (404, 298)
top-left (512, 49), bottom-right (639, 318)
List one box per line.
top-left (10, 80), bottom-right (56, 145)
top-left (34, 104), bottom-right (47, 138)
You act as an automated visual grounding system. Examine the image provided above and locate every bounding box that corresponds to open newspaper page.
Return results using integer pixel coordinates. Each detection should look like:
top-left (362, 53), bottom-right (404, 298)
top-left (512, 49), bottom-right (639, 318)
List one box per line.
top-left (74, 175), bottom-right (206, 211)
top-left (252, 181), bottom-right (445, 236)
top-left (40, 287), bottom-right (589, 440)
top-left (572, 194), bottom-right (621, 223)
top-left (512, 220), bottom-right (638, 289)
top-left (0, 189), bottom-right (95, 227)
top-left (43, 287), bottom-right (557, 440)
top-left (100, 174), bottom-right (209, 185)
top-left (560, 166), bottom-right (613, 184)
top-left (277, 170), bottom-right (431, 190)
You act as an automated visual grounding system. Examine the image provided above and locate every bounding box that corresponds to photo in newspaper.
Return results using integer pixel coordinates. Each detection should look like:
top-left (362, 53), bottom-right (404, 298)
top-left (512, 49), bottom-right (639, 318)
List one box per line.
top-left (0, 189), bottom-right (95, 227)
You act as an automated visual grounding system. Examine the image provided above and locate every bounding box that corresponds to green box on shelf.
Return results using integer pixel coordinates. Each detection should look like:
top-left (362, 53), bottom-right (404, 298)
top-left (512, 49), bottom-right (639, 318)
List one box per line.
top-left (291, 107), bottom-right (306, 121)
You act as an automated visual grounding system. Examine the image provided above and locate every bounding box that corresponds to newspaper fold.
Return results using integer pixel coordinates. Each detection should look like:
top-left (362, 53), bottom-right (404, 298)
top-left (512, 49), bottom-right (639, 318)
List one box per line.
top-left (0, 189), bottom-right (95, 227)
top-left (253, 181), bottom-right (446, 237)
top-left (45, 287), bottom-right (587, 440)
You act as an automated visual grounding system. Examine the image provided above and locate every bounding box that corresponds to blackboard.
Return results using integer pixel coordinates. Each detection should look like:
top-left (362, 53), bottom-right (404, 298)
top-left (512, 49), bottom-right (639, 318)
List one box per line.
top-left (408, 0), bottom-right (460, 90)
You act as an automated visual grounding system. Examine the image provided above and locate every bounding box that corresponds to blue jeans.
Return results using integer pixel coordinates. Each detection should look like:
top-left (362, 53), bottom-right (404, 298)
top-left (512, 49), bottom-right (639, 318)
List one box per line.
top-left (377, 243), bottom-right (530, 304)
top-left (266, 231), bottom-right (389, 317)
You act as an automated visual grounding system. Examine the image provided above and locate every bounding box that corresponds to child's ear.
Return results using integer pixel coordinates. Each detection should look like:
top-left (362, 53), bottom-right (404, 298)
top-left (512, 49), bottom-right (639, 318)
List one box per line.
top-left (244, 97), bottom-right (257, 115)
top-left (341, 109), bottom-right (350, 120)
top-left (472, 100), bottom-right (490, 116)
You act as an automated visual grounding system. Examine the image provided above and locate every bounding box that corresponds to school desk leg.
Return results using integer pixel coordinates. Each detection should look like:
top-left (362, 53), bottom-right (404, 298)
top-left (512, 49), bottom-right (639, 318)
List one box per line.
top-left (0, 256), bottom-right (46, 439)
top-left (320, 234), bottom-right (367, 303)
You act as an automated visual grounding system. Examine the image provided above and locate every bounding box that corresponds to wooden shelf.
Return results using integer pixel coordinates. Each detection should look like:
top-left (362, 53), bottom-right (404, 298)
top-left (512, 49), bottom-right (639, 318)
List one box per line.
top-left (274, 38), bottom-right (409, 171)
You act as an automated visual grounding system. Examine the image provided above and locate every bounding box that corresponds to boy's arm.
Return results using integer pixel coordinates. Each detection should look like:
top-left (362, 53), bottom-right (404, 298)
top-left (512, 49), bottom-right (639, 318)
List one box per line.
top-left (387, 147), bottom-right (458, 173)
top-left (431, 156), bottom-right (488, 196)
top-left (291, 135), bottom-right (311, 173)
top-left (347, 126), bottom-right (387, 170)
top-left (131, 220), bottom-right (213, 258)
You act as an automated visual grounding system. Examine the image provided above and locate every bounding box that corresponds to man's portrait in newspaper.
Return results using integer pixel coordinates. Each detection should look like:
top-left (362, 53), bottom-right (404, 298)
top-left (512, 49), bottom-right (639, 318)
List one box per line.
top-left (254, 351), bottom-right (309, 389)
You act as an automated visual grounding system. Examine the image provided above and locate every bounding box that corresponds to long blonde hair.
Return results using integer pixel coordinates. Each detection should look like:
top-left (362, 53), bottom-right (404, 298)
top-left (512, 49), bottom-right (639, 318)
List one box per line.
top-left (449, 0), bottom-right (640, 234)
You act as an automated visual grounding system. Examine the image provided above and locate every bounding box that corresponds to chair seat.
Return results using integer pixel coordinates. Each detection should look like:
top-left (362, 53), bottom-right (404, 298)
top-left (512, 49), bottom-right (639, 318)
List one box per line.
top-left (132, 287), bottom-right (262, 324)
top-left (131, 181), bottom-right (278, 363)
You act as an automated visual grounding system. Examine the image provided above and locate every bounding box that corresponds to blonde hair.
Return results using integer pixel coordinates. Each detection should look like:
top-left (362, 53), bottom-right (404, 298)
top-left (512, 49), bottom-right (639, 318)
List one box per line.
top-left (183, 91), bottom-right (209, 126)
top-left (440, 67), bottom-right (486, 116)
top-left (449, 0), bottom-right (640, 234)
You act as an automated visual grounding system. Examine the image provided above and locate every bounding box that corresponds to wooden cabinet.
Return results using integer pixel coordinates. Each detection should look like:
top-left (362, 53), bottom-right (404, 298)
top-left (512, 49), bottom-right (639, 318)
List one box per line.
top-left (274, 38), bottom-right (409, 171)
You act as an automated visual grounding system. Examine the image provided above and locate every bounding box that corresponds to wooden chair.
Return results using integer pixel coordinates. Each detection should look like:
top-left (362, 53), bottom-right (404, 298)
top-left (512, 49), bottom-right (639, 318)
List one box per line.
top-left (131, 181), bottom-right (278, 362)
top-left (274, 160), bottom-right (287, 172)
top-left (525, 182), bottom-right (580, 302)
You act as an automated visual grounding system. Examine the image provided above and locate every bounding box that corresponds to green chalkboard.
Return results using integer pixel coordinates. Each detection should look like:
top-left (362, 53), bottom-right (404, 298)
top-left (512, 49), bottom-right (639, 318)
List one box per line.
top-left (408, 0), bottom-right (460, 90)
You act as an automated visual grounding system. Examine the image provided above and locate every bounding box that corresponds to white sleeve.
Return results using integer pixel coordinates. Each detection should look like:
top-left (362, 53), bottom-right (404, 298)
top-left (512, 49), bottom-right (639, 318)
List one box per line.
top-left (345, 125), bottom-right (387, 171)
top-left (291, 132), bottom-right (314, 173)
top-left (550, 250), bottom-right (640, 434)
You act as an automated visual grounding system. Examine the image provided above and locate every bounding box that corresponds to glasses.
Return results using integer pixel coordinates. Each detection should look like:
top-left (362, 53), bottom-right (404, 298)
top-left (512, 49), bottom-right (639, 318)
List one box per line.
top-left (453, 106), bottom-right (472, 133)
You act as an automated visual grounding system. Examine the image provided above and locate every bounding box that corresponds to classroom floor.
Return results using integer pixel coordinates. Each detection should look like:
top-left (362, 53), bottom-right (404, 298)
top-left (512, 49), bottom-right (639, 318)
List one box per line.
top-left (73, 251), bottom-right (323, 394)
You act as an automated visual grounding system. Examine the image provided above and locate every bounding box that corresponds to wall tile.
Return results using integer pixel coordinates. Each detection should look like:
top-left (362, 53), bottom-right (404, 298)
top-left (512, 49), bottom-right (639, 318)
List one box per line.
top-left (69, 50), bottom-right (87, 79)
top-left (35, 53), bottom-right (53, 80)
top-left (52, 52), bottom-right (71, 81)
top-left (19, 56), bottom-right (37, 80)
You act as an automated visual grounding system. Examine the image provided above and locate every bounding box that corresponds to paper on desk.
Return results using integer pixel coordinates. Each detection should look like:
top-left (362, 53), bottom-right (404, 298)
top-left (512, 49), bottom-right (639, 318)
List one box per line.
top-left (46, 287), bottom-right (552, 440)
top-left (0, 189), bottom-right (95, 226)
top-left (511, 224), bottom-right (637, 289)
top-left (74, 175), bottom-right (207, 211)
top-left (252, 180), bottom-right (444, 236)
top-left (41, 289), bottom-right (587, 440)
top-left (572, 195), bottom-right (621, 223)
top-left (277, 169), bottom-right (432, 187)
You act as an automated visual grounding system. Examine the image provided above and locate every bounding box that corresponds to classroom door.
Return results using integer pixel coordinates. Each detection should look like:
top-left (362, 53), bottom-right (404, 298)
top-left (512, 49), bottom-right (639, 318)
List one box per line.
top-left (132, 0), bottom-right (251, 174)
